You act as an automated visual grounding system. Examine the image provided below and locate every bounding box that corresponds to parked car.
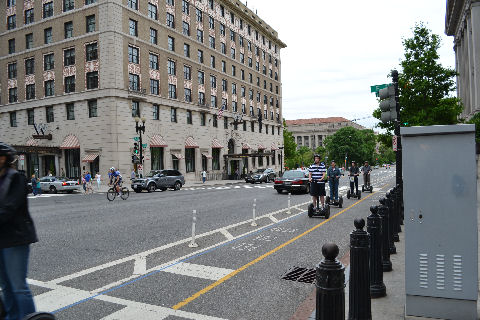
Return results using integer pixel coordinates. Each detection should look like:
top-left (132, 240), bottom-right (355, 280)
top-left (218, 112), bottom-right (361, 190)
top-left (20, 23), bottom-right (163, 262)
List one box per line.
top-left (245, 168), bottom-right (276, 183)
top-left (274, 170), bottom-right (310, 194)
top-left (131, 169), bottom-right (185, 192)
top-left (38, 176), bottom-right (80, 193)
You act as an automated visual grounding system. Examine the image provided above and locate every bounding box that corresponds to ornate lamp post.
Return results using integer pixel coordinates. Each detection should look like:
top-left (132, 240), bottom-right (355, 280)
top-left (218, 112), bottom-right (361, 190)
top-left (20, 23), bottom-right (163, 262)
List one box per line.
top-left (134, 116), bottom-right (146, 177)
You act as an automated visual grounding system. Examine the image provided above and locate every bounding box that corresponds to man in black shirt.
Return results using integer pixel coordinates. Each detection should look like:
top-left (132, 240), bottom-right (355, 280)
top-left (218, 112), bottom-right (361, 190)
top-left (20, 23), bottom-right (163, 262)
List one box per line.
top-left (349, 160), bottom-right (360, 194)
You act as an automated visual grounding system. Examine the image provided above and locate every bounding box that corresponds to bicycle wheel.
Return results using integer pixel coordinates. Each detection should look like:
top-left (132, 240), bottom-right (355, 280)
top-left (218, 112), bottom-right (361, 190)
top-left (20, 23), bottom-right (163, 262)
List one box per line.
top-left (107, 188), bottom-right (116, 201)
top-left (120, 187), bottom-right (129, 200)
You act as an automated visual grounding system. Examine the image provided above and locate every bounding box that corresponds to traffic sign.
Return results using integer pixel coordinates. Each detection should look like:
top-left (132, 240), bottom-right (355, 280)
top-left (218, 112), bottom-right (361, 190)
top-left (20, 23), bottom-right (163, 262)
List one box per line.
top-left (370, 84), bottom-right (389, 97)
top-left (142, 143), bottom-right (147, 148)
top-left (133, 137), bottom-right (140, 142)
top-left (392, 135), bottom-right (398, 151)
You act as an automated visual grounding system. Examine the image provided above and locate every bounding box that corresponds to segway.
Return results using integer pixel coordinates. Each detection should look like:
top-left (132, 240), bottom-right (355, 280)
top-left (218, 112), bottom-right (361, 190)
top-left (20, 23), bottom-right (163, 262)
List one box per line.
top-left (308, 200), bottom-right (330, 219)
top-left (325, 195), bottom-right (343, 208)
top-left (346, 176), bottom-right (361, 199)
top-left (361, 173), bottom-right (373, 193)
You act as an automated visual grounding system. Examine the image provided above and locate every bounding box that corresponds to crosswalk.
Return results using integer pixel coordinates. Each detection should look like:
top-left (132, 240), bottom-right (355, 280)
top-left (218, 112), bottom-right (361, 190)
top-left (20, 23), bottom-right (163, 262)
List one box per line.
top-left (181, 184), bottom-right (275, 191)
top-left (28, 193), bottom-right (74, 199)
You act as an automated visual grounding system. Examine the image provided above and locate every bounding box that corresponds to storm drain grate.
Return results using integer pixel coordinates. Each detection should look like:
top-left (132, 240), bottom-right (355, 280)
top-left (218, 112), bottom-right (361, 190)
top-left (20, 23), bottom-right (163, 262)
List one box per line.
top-left (281, 267), bottom-right (316, 284)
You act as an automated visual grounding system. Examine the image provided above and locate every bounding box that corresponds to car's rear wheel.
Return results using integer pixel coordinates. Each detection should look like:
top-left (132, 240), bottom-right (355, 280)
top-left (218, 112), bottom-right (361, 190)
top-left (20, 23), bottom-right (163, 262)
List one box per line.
top-left (49, 186), bottom-right (57, 194)
top-left (174, 181), bottom-right (181, 191)
top-left (305, 184), bottom-right (310, 194)
top-left (276, 189), bottom-right (283, 194)
top-left (134, 189), bottom-right (142, 193)
top-left (147, 183), bottom-right (156, 193)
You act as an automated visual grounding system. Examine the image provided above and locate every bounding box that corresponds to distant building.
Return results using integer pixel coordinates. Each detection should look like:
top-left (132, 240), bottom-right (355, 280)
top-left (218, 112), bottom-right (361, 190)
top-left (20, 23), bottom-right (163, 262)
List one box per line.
top-left (445, 0), bottom-right (480, 119)
top-left (285, 117), bottom-right (365, 150)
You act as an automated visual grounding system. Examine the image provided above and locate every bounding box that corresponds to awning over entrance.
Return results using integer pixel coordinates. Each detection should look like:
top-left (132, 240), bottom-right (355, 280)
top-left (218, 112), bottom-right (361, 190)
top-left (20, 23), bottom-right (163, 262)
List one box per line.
top-left (185, 136), bottom-right (199, 148)
top-left (202, 152), bottom-right (213, 159)
top-left (271, 144), bottom-right (279, 151)
top-left (82, 154), bottom-right (99, 163)
top-left (150, 135), bottom-right (168, 147)
top-left (60, 135), bottom-right (80, 149)
top-left (242, 143), bottom-right (251, 150)
top-left (211, 138), bottom-right (224, 149)
top-left (171, 152), bottom-right (185, 160)
top-left (26, 138), bottom-right (39, 146)
top-left (257, 143), bottom-right (266, 150)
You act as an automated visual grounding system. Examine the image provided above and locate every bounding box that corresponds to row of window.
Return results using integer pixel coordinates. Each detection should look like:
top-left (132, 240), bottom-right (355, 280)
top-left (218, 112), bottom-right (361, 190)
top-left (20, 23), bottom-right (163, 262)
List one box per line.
top-left (8, 100), bottom-right (98, 127)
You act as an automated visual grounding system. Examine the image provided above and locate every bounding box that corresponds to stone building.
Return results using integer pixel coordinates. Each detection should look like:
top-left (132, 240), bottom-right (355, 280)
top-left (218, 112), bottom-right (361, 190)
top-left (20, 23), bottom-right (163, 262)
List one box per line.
top-left (0, 0), bottom-right (286, 181)
top-left (285, 117), bottom-right (365, 150)
top-left (445, 0), bottom-right (480, 119)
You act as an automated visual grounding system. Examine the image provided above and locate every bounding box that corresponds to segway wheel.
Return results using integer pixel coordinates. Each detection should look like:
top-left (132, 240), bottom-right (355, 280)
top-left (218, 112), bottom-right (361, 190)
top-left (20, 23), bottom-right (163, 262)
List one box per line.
top-left (346, 190), bottom-right (351, 199)
top-left (324, 205), bottom-right (330, 219)
top-left (338, 196), bottom-right (343, 208)
top-left (308, 203), bottom-right (314, 218)
top-left (325, 196), bottom-right (330, 204)
top-left (370, 186), bottom-right (373, 193)
top-left (362, 185), bottom-right (365, 192)
top-left (358, 191), bottom-right (361, 199)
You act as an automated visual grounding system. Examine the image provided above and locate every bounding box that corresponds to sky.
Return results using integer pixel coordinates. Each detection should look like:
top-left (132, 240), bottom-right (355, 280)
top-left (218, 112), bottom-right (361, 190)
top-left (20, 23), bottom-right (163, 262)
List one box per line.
top-left (243, 0), bottom-right (456, 130)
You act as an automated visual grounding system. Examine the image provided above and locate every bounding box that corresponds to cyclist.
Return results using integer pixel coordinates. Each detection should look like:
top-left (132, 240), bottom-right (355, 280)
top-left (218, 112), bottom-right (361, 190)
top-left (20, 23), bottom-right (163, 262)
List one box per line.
top-left (308, 154), bottom-right (327, 209)
top-left (349, 160), bottom-right (360, 195)
top-left (109, 167), bottom-right (123, 195)
top-left (362, 161), bottom-right (372, 188)
top-left (327, 160), bottom-right (341, 203)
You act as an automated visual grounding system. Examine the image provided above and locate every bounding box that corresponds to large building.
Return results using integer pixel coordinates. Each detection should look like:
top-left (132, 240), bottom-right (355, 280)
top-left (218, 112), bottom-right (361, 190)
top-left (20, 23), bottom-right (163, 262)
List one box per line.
top-left (0, 0), bottom-right (286, 181)
top-left (285, 117), bottom-right (365, 150)
top-left (445, 0), bottom-right (480, 119)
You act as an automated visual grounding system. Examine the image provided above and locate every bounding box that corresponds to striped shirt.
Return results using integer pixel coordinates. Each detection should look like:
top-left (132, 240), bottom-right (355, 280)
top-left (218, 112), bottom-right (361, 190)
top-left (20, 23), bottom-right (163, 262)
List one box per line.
top-left (309, 162), bottom-right (326, 183)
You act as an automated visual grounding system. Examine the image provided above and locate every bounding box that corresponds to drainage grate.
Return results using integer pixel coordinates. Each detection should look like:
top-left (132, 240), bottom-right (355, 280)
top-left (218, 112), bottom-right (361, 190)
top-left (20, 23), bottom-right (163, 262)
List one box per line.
top-left (281, 266), bottom-right (316, 284)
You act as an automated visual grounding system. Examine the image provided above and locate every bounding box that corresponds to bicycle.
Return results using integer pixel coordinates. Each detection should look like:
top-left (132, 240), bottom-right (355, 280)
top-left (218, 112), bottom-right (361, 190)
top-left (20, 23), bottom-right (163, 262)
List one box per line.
top-left (107, 184), bottom-right (129, 201)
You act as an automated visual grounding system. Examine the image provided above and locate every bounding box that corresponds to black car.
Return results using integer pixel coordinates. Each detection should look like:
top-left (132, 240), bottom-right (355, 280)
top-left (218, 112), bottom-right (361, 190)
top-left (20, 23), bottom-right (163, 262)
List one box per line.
top-left (245, 168), bottom-right (276, 183)
top-left (131, 169), bottom-right (185, 193)
top-left (274, 170), bottom-right (310, 194)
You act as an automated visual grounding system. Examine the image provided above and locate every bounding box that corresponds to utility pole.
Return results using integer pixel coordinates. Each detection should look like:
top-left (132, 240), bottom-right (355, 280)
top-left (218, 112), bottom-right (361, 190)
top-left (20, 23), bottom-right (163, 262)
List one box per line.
top-left (392, 70), bottom-right (402, 189)
top-left (135, 116), bottom-right (146, 178)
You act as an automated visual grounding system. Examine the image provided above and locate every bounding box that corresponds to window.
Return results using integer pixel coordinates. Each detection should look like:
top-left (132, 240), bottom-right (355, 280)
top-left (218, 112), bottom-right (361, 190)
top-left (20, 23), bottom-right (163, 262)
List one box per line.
top-left (63, 0), bottom-right (74, 11)
top-left (230, 29), bottom-right (235, 42)
top-left (221, 98), bottom-right (227, 108)
top-left (129, 19), bottom-right (138, 36)
top-left (171, 107), bottom-right (177, 122)
top-left (231, 65), bottom-right (236, 76)
top-left (182, 21), bottom-right (190, 35)
top-left (86, 42), bottom-right (98, 61)
top-left (230, 12), bottom-right (234, 24)
top-left (264, 80), bottom-right (267, 89)
top-left (147, 54), bottom-right (158, 71)
top-left (128, 0), bottom-right (138, 10)
top-left (257, 77), bottom-right (260, 86)
top-left (240, 53), bottom-right (244, 64)
top-left (8, 39), bottom-right (15, 54)
top-left (249, 73), bottom-right (252, 83)
top-left (231, 48), bottom-right (235, 59)
top-left (7, 15), bottom-right (16, 30)
top-left (64, 21), bottom-right (73, 39)
top-left (168, 60), bottom-right (176, 75)
top-left (148, 3), bottom-right (158, 19)
top-left (152, 104), bottom-right (159, 120)
top-left (150, 28), bottom-right (157, 44)
top-left (210, 95), bottom-right (217, 108)
top-left (255, 30), bottom-right (259, 41)
top-left (220, 23), bottom-right (225, 36)
top-left (243, 120), bottom-right (246, 131)
top-left (64, 75), bottom-right (75, 93)
top-left (212, 148), bottom-right (220, 170)
top-left (166, 0), bottom-right (174, 5)
top-left (25, 9), bottom-right (34, 24)
top-left (43, 2), bottom-right (53, 18)
top-left (66, 103), bottom-right (75, 120)
top-left (184, 88), bottom-right (192, 102)
top-left (220, 5), bottom-right (224, 16)
top-left (25, 33), bottom-right (33, 50)
top-left (197, 29), bottom-right (203, 43)
top-left (64, 48), bottom-right (75, 66)
top-left (209, 16), bottom-right (214, 29)
top-left (224, 117), bottom-right (228, 129)
top-left (44, 28), bottom-right (53, 44)
top-left (86, 71), bottom-right (98, 89)
top-left (183, 43), bottom-right (190, 57)
top-left (27, 109), bottom-right (35, 125)
top-left (168, 84), bottom-right (177, 98)
top-left (128, 46), bottom-right (138, 63)
top-left (88, 100), bottom-right (97, 117)
top-left (7, 0), bottom-right (15, 8)
top-left (232, 101), bottom-right (237, 112)
top-left (86, 15), bottom-right (95, 32)
top-left (209, 36), bottom-right (215, 49)
top-left (198, 92), bottom-right (205, 105)
top-left (8, 63), bottom-right (17, 79)
top-left (213, 114), bottom-right (218, 127)
top-left (46, 106), bottom-right (54, 122)
top-left (9, 88), bottom-right (17, 103)
top-left (10, 112), bottom-right (17, 127)
top-left (263, 65), bottom-right (267, 75)
top-left (239, 36), bottom-right (243, 46)
top-left (222, 79), bottom-right (227, 91)
top-left (183, 65), bottom-right (191, 79)
top-left (198, 49), bottom-right (203, 63)
top-left (210, 55), bottom-right (215, 68)
top-left (85, 0), bottom-right (96, 4)
top-left (25, 58), bottom-right (34, 75)
top-left (200, 113), bottom-right (206, 126)
top-left (166, 13), bottom-right (175, 28)
top-left (44, 80), bottom-right (54, 96)
top-left (221, 42), bottom-right (226, 54)
top-left (182, 0), bottom-right (189, 14)
top-left (198, 71), bottom-right (204, 84)
top-left (150, 79), bottom-right (159, 94)
top-left (255, 61), bottom-right (259, 71)
top-left (248, 57), bottom-right (252, 67)
top-left (129, 73), bottom-right (139, 90)
top-left (185, 148), bottom-right (195, 172)
top-left (241, 69), bottom-right (245, 80)
top-left (232, 83), bottom-right (236, 94)
top-left (249, 105), bottom-right (253, 116)
top-left (196, 8), bottom-right (202, 22)
top-left (210, 75), bottom-right (216, 88)
top-left (131, 101), bottom-right (139, 117)
top-left (187, 110), bottom-right (192, 124)
top-left (168, 36), bottom-right (175, 51)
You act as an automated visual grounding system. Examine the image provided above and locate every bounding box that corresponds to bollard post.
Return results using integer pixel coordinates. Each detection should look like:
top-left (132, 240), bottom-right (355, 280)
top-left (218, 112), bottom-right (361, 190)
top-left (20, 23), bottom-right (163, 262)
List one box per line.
top-left (348, 218), bottom-right (371, 320)
top-left (287, 192), bottom-right (291, 214)
top-left (392, 186), bottom-right (402, 235)
top-left (188, 209), bottom-right (199, 248)
top-left (385, 192), bottom-right (397, 254)
top-left (390, 188), bottom-right (400, 242)
top-left (251, 198), bottom-right (257, 226)
top-left (367, 206), bottom-right (387, 298)
top-left (378, 198), bottom-right (393, 272)
top-left (316, 243), bottom-right (345, 320)
top-left (395, 184), bottom-right (403, 229)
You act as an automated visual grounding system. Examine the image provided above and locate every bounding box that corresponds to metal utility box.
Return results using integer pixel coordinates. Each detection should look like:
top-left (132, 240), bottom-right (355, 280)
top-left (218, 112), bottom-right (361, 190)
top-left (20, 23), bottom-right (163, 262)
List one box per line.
top-left (402, 125), bottom-right (478, 320)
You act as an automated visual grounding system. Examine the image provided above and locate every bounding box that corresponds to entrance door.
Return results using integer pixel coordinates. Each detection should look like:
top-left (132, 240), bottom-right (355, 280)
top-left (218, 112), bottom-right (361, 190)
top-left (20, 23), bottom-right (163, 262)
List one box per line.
top-left (43, 155), bottom-right (56, 176)
top-left (90, 157), bottom-right (99, 176)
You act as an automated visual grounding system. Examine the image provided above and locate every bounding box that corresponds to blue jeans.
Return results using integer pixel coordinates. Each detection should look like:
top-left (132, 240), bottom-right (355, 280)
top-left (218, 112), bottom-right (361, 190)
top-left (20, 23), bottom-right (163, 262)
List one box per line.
top-left (329, 179), bottom-right (339, 201)
top-left (202, 177), bottom-right (206, 183)
top-left (0, 245), bottom-right (36, 320)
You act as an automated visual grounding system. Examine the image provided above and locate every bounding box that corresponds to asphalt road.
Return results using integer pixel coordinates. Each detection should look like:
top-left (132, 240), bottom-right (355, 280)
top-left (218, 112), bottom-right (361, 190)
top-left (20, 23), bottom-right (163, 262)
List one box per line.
top-left (26, 167), bottom-right (396, 320)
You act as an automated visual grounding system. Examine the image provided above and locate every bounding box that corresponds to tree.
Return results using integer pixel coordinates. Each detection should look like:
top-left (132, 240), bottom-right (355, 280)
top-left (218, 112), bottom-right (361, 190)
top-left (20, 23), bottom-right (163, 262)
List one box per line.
top-left (283, 119), bottom-right (298, 170)
top-left (373, 22), bottom-right (462, 132)
top-left (324, 127), bottom-right (376, 167)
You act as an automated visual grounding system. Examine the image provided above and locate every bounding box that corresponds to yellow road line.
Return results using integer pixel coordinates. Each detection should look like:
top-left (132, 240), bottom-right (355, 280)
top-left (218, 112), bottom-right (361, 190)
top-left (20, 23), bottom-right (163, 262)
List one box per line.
top-left (172, 184), bottom-right (389, 310)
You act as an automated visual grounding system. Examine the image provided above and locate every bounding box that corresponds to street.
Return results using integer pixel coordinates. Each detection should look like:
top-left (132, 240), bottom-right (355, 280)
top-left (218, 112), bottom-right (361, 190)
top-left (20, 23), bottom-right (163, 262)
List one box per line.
top-left (26, 168), bottom-right (395, 320)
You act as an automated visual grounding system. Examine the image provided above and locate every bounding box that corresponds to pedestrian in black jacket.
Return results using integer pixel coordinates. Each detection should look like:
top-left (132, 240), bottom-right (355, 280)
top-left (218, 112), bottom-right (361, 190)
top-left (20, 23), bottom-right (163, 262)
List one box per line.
top-left (0, 142), bottom-right (38, 320)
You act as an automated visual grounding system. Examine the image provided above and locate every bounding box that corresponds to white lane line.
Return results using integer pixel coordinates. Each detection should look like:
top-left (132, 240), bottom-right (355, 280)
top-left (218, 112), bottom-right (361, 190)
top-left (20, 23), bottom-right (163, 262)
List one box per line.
top-left (269, 215), bottom-right (279, 223)
top-left (31, 284), bottom-right (93, 312)
top-left (161, 262), bottom-right (235, 281)
top-left (234, 186), bottom-right (241, 189)
top-left (243, 185), bottom-right (253, 188)
top-left (219, 228), bottom-right (234, 240)
top-left (101, 306), bottom-right (170, 320)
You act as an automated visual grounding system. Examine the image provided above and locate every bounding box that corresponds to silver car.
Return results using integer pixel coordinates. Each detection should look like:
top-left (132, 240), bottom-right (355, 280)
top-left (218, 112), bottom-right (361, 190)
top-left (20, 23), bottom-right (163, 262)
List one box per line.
top-left (131, 169), bottom-right (185, 192)
top-left (39, 176), bottom-right (81, 193)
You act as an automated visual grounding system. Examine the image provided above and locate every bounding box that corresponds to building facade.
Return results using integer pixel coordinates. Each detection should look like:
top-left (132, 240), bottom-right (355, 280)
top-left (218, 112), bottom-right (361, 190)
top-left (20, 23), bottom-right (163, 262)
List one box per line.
top-left (285, 117), bottom-right (365, 150)
top-left (445, 0), bottom-right (480, 119)
top-left (0, 0), bottom-right (286, 181)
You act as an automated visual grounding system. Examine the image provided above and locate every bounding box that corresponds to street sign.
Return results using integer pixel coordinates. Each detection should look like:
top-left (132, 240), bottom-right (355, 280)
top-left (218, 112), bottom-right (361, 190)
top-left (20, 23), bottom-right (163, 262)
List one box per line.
top-left (370, 84), bottom-right (389, 97)
top-left (142, 143), bottom-right (147, 148)
top-left (133, 137), bottom-right (140, 142)
top-left (392, 135), bottom-right (398, 151)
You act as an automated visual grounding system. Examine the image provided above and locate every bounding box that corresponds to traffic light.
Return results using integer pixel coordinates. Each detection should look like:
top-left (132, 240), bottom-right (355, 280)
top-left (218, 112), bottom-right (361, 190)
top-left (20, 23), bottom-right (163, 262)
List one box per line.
top-left (133, 142), bottom-right (139, 154)
top-left (379, 85), bottom-right (397, 123)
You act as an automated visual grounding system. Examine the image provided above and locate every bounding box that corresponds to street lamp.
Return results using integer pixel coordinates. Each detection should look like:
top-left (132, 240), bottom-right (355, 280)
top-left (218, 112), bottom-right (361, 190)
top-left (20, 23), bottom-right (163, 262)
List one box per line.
top-left (278, 145), bottom-right (284, 175)
top-left (135, 116), bottom-right (146, 177)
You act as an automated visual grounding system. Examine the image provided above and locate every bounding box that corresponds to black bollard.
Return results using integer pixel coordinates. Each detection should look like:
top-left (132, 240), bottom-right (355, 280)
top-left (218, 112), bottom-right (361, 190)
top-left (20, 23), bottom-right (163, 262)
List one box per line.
top-left (378, 198), bottom-right (393, 272)
top-left (385, 192), bottom-right (397, 254)
top-left (395, 184), bottom-right (403, 228)
top-left (348, 218), bottom-right (371, 320)
top-left (316, 243), bottom-right (345, 320)
top-left (393, 187), bottom-right (402, 234)
top-left (390, 188), bottom-right (400, 242)
top-left (367, 206), bottom-right (387, 298)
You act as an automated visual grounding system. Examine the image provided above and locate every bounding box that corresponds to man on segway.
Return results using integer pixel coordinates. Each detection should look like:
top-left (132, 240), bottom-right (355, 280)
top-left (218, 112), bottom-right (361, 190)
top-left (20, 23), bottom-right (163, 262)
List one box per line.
top-left (326, 160), bottom-right (342, 207)
top-left (362, 161), bottom-right (373, 192)
top-left (347, 160), bottom-right (361, 199)
top-left (308, 154), bottom-right (329, 218)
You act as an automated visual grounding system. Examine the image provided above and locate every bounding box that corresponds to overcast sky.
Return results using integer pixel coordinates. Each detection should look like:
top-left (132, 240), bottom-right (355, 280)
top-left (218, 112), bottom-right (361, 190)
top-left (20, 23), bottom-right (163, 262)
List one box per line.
top-left (243, 0), bottom-right (456, 130)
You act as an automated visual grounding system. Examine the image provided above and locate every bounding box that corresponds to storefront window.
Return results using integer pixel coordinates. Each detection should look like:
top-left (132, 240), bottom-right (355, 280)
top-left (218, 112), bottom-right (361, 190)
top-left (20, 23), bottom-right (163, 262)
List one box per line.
top-left (65, 148), bottom-right (80, 179)
top-left (151, 147), bottom-right (164, 170)
top-left (212, 149), bottom-right (220, 170)
top-left (185, 148), bottom-right (195, 173)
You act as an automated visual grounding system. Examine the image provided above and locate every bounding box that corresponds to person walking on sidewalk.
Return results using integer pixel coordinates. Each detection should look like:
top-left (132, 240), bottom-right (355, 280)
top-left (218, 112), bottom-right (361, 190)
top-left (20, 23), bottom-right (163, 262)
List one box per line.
top-left (201, 170), bottom-right (207, 183)
top-left (30, 175), bottom-right (37, 197)
top-left (0, 142), bottom-right (38, 320)
top-left (95, 172), bottom-right (101, 191)
top-left (327, 160), bottom-right (341, 202)
top-left (85, 171), bottom-right (93, 194)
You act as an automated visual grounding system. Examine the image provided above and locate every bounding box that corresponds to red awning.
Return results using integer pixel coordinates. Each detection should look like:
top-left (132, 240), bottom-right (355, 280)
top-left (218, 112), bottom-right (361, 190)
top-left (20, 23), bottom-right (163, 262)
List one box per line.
top-left (271, 144), bottom-right (279, 151)
top-left (257, 144), bottom-right (266, 150)
top-left (150, 135), bottom-right (168, 147)
top-left (26, 138), bottom-right (38, 146)
top-left (185, 136), bottom-right (199, 148)
top-left (171, 153), bottom-right (185, 160)
top-left (211, 139), bottom-right (224, 149)
top-left (202, 152), bottom-right (213, 159)
top-left (242, 143), bottom-right (251, 150)
top-left (82, 154), bottom-right (99, 163)
top-left (60, 135), bottom-right (80, 149)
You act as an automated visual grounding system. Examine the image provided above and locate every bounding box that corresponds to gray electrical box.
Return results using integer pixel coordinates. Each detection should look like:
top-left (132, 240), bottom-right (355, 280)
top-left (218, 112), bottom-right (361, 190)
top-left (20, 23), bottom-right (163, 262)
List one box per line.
top-left (402, 125), bottom-right (478, 320)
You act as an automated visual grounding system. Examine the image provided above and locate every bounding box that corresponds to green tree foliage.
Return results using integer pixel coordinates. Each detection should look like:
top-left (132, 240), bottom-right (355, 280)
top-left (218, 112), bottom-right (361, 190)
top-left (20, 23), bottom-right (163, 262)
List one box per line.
top-left (324, 127), bottom-right (376, 167)
top-left (373, 22), bottom-right (462, 132)
top-left (466, 113), bottom-right (480, 143)
top-left (283, 119), bottom-right (298, 170)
